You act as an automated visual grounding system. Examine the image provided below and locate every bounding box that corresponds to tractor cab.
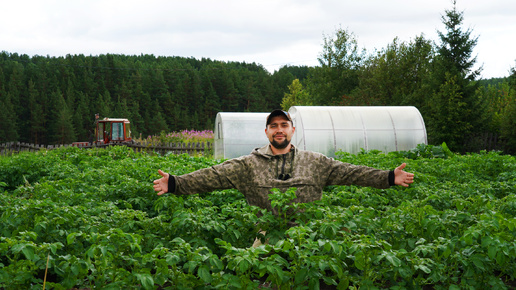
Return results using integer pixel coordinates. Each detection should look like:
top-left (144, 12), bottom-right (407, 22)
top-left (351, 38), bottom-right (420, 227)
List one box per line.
top-left (95, 117), bottom-right (132, 145)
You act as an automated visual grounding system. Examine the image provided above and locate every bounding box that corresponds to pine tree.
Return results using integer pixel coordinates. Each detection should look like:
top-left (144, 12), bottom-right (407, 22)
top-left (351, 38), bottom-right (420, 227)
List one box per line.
top-left (7, 62), bottom-right (26, 141)
top-left (129, 101), bottom-right (144, 139)
top-left (28, 80), bottom-right (46, 144)
top-left (113, 95), bottom-right (130, 118)
top-left (97, 90), bottom-right (113, 118)
top-left (50, 90), bottom-right (76, 144)
top-left (0, 91), bottom-right (19, 142)
top-left (199, 69), bottom-right (221, 127)
top-left (73, 92), bottom-right (90, 142)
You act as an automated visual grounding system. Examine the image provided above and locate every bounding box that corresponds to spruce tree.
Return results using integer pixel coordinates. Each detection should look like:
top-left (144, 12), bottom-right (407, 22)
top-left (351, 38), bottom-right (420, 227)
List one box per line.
top-left (500, 67), bottom-right (516, 153)
top-left (428, 0), bottom-right (484, 151)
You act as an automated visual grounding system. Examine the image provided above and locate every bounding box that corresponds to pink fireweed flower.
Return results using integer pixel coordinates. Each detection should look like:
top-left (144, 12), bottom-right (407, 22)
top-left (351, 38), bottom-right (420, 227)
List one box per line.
top-left (146, 130), bottom-right (214, 144)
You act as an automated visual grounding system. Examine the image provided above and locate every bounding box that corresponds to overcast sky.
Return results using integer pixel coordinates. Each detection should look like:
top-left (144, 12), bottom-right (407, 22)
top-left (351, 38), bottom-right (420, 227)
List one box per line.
top-left (2, 0), bottom-right (515, 79)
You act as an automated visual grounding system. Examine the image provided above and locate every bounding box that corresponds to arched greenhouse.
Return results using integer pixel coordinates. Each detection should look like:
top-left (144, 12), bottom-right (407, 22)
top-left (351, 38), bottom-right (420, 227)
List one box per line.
top-left (213, 106), bottom-right (427, 159)
top-left (214, 112), bottom-right (269, 159)
top-left (288, 106), bottom-right (427, 157)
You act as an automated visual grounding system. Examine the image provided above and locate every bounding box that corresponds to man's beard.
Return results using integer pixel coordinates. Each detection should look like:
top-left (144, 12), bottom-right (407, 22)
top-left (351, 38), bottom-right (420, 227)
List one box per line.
top-left (270, 138), bottom-right (290, 149)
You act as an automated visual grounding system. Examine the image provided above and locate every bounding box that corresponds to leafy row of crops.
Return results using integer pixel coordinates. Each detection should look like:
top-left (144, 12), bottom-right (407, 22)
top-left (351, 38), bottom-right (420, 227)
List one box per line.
top-left (0, 145), bottom-right (515, 289)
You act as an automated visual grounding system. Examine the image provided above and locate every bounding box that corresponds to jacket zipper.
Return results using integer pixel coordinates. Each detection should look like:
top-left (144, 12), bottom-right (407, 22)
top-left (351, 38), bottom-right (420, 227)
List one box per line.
top-left (281, 154), bottom-right (286, 177)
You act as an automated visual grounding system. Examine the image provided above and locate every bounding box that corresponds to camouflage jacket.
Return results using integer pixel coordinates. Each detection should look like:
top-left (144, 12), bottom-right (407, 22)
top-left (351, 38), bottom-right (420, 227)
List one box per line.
top-left (168, 145), bottom-right (394, 213)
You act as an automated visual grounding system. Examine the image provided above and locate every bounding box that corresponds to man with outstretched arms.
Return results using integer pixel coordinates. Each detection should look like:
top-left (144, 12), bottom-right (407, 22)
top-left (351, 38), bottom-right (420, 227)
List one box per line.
top-left (153, 110), bottom-right (414, 243)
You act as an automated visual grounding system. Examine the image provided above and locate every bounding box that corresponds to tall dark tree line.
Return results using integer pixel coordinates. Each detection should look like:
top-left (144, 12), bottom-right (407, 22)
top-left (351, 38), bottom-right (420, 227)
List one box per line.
top-left (0, 53), bottom-right (297, 144)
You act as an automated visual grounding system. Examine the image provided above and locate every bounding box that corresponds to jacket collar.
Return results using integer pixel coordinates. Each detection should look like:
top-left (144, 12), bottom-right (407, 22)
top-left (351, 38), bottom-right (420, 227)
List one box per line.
top-left (253, 144), bottom-right (297, 159)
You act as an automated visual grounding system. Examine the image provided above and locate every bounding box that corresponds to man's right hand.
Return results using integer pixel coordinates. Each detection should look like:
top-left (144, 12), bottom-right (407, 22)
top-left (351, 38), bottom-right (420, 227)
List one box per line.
top-left (153, 169), bottom-right (169, 195)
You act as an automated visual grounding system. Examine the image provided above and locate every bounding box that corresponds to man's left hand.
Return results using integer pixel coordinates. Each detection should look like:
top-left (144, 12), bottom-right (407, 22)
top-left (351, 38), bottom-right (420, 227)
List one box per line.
top-left (394, 163), bottom-right (414, 187)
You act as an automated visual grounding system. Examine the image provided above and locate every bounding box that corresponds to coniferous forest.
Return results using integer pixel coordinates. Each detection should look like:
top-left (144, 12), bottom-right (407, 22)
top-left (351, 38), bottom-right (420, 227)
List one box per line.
top-left (0, 53), bottom-right (293, 145)
top-left (0, 4), bottom-right (515, 153)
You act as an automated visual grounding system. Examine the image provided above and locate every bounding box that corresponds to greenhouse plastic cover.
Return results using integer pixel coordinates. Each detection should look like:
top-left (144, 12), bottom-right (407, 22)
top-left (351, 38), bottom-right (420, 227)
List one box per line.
top-left (214, 112), bottom-right (269, 159)
top-left (288, 106), bottom-right (427, 157)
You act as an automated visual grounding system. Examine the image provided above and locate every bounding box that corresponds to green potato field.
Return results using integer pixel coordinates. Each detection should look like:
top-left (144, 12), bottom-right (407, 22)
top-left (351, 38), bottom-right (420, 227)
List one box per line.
top-left (0, 145), bottom-right (515, 289)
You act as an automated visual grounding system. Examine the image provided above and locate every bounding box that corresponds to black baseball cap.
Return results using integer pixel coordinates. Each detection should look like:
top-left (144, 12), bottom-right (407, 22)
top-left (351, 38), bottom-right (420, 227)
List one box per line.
top-left (266, 109), bottom-right (293, 126)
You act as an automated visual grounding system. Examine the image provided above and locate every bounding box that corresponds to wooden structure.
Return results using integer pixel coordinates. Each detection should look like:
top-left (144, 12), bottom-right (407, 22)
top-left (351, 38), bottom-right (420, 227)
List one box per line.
top-left (0, 141), bottom-right (212, 156)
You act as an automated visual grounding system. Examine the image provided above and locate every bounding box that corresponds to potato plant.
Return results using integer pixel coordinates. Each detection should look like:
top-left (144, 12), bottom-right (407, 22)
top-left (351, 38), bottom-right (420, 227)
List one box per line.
top-left (0, 145), bottom-right (515, 289)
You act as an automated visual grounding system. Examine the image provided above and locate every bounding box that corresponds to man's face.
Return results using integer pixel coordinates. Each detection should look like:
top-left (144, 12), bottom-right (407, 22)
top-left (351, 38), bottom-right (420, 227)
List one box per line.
top-left (265, 115), bottom-right (295, 150)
